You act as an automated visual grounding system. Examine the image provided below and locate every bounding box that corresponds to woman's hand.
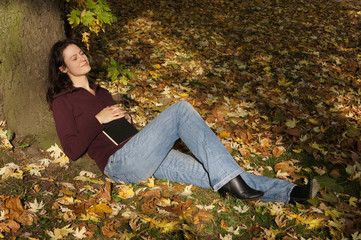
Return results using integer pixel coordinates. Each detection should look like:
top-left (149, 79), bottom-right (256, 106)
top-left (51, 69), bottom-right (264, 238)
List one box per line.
top-left (95, 104), bottom-right (127, 124)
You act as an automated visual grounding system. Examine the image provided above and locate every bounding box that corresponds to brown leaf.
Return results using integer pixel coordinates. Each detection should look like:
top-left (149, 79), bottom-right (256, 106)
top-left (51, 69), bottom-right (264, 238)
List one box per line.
top-left (285, 128), bottom-right (302, 137)
top-left (234, 129), bottom-right (249, 141)
top-left (1, 196), bottom-right (24, 220)
top-left (96, 181), bottom-right (112, 201)
top-left (238, 147), bottom-right (251, 158)
top-left (0, 219), bottom-right (20, 233)
top-left (16, 211), bottom-right (37, 226)
top-left (282, 236), bottom-right (298, 240)
top-left (192, 210), bottom-right (213, 224)
top-left (330, 168), bottom-right (341, 178)
top-left (351, 151), bottom-right (359, 162)
top-left (272, 146), bottom-right (285, 157)
top-left (325, 156), bottom-right (348, 165)
top-left (129, 218), bottom-right (142, 232)
top-left (274, 161), bottom-right (304, 181)
top-left (102, 220), bottom-right (121, 238)
top-left (139, 189), bottom-right (161, 198)
top-left (141, 197), bottom-right (157, 213)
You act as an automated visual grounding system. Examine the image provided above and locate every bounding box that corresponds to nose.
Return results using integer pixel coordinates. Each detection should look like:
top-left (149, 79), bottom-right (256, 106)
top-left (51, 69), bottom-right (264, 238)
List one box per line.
top-left (80, 54), bottom-right (87, 61)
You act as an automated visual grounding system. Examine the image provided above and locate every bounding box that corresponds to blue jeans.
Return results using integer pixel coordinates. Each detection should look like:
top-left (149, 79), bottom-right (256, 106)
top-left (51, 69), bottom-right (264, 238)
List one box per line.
top-left (104, 101), bottom-right (295, 202)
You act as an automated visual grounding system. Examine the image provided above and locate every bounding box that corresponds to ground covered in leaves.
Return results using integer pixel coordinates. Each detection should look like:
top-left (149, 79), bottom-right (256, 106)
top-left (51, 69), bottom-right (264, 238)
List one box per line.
top-left (1, 0), bottom-right (361, 239)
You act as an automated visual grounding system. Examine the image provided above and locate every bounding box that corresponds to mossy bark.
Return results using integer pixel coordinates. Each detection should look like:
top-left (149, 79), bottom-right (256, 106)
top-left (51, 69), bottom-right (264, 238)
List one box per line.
top-left (0, 0), bottom-right (65, 149)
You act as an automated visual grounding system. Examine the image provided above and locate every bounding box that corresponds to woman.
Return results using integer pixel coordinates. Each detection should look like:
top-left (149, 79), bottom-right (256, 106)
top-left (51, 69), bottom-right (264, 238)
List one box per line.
top-left (47, 39), bottom-right (318, 204)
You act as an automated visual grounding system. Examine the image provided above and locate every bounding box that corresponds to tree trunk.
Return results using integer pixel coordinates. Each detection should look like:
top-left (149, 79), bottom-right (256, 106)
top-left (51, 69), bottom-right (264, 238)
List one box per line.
top-left (0, 0), bottom-right (65, 148)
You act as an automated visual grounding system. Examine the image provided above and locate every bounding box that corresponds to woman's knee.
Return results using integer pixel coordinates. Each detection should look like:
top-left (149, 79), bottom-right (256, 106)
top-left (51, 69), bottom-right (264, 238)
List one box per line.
top-left (174, 100), bottom-right (194, 113)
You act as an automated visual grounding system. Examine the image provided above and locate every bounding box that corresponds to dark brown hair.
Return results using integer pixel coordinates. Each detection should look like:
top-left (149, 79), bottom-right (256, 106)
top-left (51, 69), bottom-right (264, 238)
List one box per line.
top-left (46, 39), bottom-right (76, 108)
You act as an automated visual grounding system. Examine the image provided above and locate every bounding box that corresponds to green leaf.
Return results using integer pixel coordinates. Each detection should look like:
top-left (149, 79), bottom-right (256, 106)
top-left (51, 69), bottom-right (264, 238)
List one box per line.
top-left (81, 11), bottom-right (95, 27)
top-left (18, 143), bottom-right (30, 149)
top-left (67, 9), bottom-right (81, 26)
top-left (119, 75), bottom-right (128, 85)
top-left (315, 175), bottom-right (344, 193)
top-left (84, 0), bottom-right (97, 10)
top-left (123, 69), bottom-right (135, 79)
top-left (6, 129), bottom-right (12, 140)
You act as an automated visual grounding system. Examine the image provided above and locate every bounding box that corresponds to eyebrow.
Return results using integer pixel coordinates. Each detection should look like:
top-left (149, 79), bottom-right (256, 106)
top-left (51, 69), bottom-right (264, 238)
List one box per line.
top-left (70, 50), bottom-right (83, 60)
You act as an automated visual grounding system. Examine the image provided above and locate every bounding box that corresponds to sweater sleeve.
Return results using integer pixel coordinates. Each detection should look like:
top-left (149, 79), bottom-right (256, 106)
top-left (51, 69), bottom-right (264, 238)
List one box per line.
top-left (52, 97), bottom-right (104, 161)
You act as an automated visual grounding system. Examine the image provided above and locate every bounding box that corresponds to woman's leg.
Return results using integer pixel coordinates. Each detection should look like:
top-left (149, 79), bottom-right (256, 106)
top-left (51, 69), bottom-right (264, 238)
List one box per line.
top-left (240, 172), bottom-right (295, 202)
top-left (153, 149), bottom-right (212, 188)
top-left (104, 101), bottom-right (242, 189)
top-left (152, 150), bottom-right (295, 203)
top-left (104, 101), bottom-right (298, 202)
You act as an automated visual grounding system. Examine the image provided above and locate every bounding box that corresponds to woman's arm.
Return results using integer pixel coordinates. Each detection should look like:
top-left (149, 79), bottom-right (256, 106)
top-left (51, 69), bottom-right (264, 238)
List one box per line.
top-left (52, 98), bottom-right (104, 160)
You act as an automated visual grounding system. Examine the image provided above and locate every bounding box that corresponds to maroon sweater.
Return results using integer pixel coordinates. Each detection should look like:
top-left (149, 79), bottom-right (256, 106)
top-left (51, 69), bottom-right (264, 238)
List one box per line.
top-left (52, 84), bottom-right (126, 173)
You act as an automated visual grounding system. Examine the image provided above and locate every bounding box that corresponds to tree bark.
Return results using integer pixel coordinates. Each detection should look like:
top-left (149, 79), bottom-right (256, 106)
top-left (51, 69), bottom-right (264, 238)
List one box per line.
top-left (0, 0), bottom-right (65, 147)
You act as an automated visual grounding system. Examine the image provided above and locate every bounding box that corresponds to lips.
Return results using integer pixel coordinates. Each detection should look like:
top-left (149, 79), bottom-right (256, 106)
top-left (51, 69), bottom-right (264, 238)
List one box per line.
top-left (81, 62), bottom-right (89, 67)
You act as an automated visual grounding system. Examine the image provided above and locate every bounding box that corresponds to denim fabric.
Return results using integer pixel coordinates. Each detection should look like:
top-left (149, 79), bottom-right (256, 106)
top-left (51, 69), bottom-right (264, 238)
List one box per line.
top-left (104, 101), bottom-right (295, 202)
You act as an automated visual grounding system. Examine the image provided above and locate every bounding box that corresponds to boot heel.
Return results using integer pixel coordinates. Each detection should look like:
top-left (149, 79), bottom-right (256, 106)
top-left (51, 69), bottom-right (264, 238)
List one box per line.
top-left (218, 176), bottom-right (264, 201)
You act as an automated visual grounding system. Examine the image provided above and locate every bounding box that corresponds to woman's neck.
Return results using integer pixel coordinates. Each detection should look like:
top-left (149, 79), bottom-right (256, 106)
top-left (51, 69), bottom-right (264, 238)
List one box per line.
top-left (71, 76), bottom-right (95, 95)
top-left (71, 76), bottom-right (89, 88)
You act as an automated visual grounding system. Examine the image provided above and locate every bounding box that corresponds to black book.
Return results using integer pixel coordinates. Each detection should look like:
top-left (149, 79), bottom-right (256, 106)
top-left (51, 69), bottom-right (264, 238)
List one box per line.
top-left (102, 118), bottom-right (138, 145)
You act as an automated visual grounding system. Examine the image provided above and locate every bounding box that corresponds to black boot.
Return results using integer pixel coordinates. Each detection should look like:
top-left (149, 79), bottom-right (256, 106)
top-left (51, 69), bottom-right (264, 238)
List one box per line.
top-left (218, 176), bottom-right (264, 201)
top-left (289, 178), bottom-right (319, 205)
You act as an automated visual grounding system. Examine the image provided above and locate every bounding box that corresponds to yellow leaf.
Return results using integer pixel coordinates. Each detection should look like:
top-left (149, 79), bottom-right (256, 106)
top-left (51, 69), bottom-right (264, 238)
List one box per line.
top-left (286, 118), bottom-right (298, 128)
top-left (220, 219), bottom-right (228, 230)
top-left (149, 70), bottom-right (159, 78)
top-left (288, 213), bottom-right (326, 229)
top-left (53, 156), bottom-right (69, 167)
top-left (82, 32), bottom-right (90, 49)
top-left (154, 64), bottom-right (161, 69)
top-left (139, 177), bottom-right (155, 188)
top-left (263, 66), bottom-right (271, 71)
top-left (309, 142), bottom-right (324, 151)
top-left (179, 92), bottom-right (189, 97)
top-left (88, 203), bottom-right (113, 218)
top-left (157, 220), bottom-right (179, 233)
top-left (88, 203), bottom-right (113, 214)
top-left (57, 196), bottom-right (74, 205)
top-left (328, 219), bottom-right (344, 230)
top-left (46, 224), bottom-right (74, 239)
top-left (278, 77), bottom-right (293, 87)
top-left (261, 226), bottom-right (281, 239)
top-left (308, 118), bottom-right (319, 125)
top-left (325, 209), bottom-right (343, 219)
top-left (78, 213), bottom-right (100, 222)
top-left (260, 115), bottom-right (268, 120)
top-left (220, 131), bottom-right (230, 138)
top-left (292, 149), bottom-right (302, 153)
top-left (11, 170), bottom-right (23, 179)
top-left (60, 188), bottom-right (75, 196)
top-left (349, 197), bottom-right (358, 207)
top-left (141, 216), bottom-right (179, 233)
top-left (320, 125), bottom-right (328, 133)
top-left (117, 185), bottom-right (135, 199)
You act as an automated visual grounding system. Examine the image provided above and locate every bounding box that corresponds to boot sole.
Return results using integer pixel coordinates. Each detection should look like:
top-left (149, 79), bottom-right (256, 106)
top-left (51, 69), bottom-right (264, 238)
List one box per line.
top-left (220, 191), bottom-right (264, 201)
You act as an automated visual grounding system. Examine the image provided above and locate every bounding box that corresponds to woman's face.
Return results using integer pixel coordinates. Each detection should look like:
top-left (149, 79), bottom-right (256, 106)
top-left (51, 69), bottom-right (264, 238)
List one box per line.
top-left (60, 44), bottom-right (91, 80)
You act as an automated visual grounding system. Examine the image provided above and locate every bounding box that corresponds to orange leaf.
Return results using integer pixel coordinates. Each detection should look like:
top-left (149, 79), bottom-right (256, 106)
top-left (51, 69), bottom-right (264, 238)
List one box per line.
top-left (220, 131), bottom-right (231, 138)
top-left (238, 147), bottom-right (250, 158)
top-left (96, 181), bottom-right (112, 201)
top-left (0, 219), bottom-right (20, 233)
top-left (1, 196), bottom-right (24, 220)
top-left (139, 189), bottom-right (161, 198)
top-left (102, 220), bottom-right (121, 238)
top-left (272, 146), bottom-right (285, 157)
